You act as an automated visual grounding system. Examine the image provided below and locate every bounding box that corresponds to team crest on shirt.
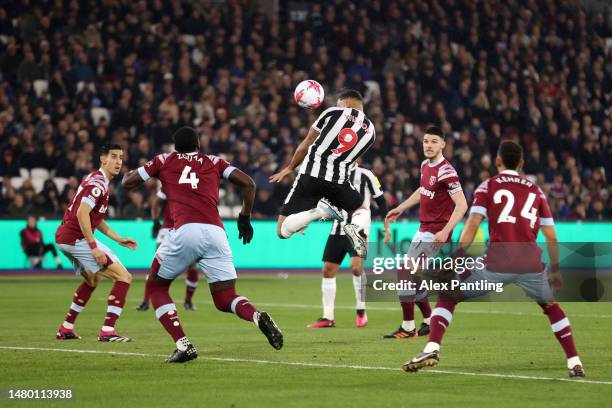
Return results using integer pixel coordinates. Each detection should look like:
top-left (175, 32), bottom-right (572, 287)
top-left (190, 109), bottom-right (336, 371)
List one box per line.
top-left (429, 176), bottom-right (437, 186)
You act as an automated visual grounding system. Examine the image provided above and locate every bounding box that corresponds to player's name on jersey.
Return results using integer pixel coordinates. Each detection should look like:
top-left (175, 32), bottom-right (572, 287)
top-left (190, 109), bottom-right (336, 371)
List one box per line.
top-left (371, 279), bottom-right (504, 293)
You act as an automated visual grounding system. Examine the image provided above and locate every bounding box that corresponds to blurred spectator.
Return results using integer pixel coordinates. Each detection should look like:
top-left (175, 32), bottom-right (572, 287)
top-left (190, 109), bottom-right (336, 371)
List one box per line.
top-left (20, 215), bottom-right (62, 269)
top-left (0, 0), bottom-right (609, 221)
top-left (122, 191), bottom-right (148, 219)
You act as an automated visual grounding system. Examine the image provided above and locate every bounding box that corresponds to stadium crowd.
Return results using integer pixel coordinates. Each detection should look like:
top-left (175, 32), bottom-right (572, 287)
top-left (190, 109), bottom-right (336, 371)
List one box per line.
top-left (0, 0), bottom-right (610, 221)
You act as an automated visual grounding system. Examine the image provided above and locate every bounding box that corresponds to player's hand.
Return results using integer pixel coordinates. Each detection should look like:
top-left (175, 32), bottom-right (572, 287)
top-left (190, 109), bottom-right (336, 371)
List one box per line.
top-left (548, 263), bottom-right (563, 292)
top-left (237, 213), bottom-right (254, 244)
top-left (383, 219), bottom-right (392, 243)
top-left (269, 167), bottom-right (292, 183)
top-left (152, 219), bottom-right (161, 238)
top-left (118, 237), bottom-right (138, 250)
top-left (385, 207), bottom-right (403, 224)
top-left (433, 229), bottom-right (449, 243)
top-left (91, 247), bottom-right (107, 266)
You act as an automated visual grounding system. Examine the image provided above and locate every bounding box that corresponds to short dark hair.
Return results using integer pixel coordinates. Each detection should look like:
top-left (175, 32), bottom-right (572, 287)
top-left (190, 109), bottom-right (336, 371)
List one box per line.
top-left (337, 88), bottom-right (363, 101)
top-left (173, 127), bottom-right (199, 153)
top-left (424, 126), bottom-right (444, 139)
top-left (100, 143), bottom-right (122, 156)
top-left (498, 140), bottom-right (523, 169)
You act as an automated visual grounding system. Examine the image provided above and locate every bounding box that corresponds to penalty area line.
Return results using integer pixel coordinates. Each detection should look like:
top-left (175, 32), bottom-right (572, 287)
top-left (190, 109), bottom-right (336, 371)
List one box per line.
top-left (0, 346), bottom-right (611, 385)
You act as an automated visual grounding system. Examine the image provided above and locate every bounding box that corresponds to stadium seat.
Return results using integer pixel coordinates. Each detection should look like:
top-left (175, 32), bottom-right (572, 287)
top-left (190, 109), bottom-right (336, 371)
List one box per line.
top-left (10, 177), bottom-right (24, 190)
top-left (91, 107), bottom-right (110, 126)
top-left (33, 80), bottom-right (49, 98)
top-left (77, 81), bottom-right (96, 94)
top-left (181, 34), bottom-right (196, 46)
top-left (218, 206), bottom-right (232, 218)
top-left (53, 177), bottom-right (68, 193)
top-left (31, 168), bottom-right (50, 193)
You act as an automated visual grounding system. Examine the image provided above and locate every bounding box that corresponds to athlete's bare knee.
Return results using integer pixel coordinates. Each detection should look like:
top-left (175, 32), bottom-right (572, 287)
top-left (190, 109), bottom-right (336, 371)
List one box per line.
top-left (322, 263), bottom-right (338, 278)
top-left (350, 266), bottom-right (362, 276)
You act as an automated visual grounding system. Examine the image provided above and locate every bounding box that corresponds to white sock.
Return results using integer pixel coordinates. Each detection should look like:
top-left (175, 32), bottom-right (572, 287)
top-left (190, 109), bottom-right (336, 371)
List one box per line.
top-left (424, 341), bottom-right (440, 353)
top-left (402, 320), bottom-right (416, 331)
top-left (281, 209), bottom-right (322, 238)
top-left (322, 277), bottom-right (336, 320)
top-left (62, 321), bottom-right (74, 330)
top-left (101, 325), bottom-right (114, 332)
top-left (176, 336), bottom-right (191, 351)
top-left (567, 356), bottom-right (582, 369)
top-left (353, 275), bottom-right (366, 310)
top-left (55, 256), bottom-right (61, 263)
top-left (350, 208), bottom-right (371, 239)
top-left (423, 317), bottom-right (431, 325)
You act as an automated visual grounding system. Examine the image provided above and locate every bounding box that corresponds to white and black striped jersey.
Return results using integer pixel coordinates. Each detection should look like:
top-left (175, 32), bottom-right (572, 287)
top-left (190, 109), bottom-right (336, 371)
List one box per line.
top-left (299, 107), bottom-right (376, 184)
top-left (330, 166), bottom-right (383, 235)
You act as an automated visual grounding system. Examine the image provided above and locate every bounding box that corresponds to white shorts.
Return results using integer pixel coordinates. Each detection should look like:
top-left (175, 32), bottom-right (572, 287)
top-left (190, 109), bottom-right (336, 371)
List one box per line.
top-left (406, 230), bottom-right (440, 258)
top-left (156, 227), bottom-right (172, 245)
top-left (398, 231), bottom-right (440, 298)
top-left (156, 223), bottom-right (237, 283)
top-left (460, 265), bottom-right (554, 303)
top-left (57, 239), bottom-right (120, 275)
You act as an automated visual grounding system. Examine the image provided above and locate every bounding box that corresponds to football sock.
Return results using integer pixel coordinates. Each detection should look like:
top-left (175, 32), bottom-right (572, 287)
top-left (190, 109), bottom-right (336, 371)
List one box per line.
top-left (350, 208), bottom-right (370, 237)
top-left (416, 298), bottom-right (432, 323)
top-left (400, 300), bottom-right (415, 330)
top-left (149, 277), bottom-right (186, 342)
top-left (280, 209), bottom-right (323, 238)
top-left (541, 303), bottom-right (579, 365)
top-left (425, 300), bottom-right (457, 352)
top-left (102, 281), bottom-right (130, 330)
top-left (322, 277), bottom-right (336, 320)
top-left (212, 287), bottom-right (257, 322)
top-left (142, 274), bottom-right (151, 303)
top-left (352, 274), bottom-right (366, 310)
top-left (184, 265), bottom-right (199, 303)
top-left (63, 282), bottom-right (96, 329)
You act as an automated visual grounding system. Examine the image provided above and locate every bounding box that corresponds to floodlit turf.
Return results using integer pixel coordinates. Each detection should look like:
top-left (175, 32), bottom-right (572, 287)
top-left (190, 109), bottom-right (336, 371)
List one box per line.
top-left (1, 273), bottom-right (611, 407)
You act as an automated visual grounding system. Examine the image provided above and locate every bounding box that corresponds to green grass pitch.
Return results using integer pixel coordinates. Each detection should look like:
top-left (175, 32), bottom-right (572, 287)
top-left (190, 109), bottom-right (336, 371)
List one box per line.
top-left (1, 273), bottom-right (611, 407)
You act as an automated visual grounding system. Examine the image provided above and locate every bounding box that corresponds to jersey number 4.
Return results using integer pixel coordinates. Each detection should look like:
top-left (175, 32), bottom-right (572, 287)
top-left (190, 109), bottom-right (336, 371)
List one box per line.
top-left (493, 189), bottom-right (538, 228)
top-left (179, 166), bottom-right (200, 189)
top-left (331, 129), bottom-right (358, 154)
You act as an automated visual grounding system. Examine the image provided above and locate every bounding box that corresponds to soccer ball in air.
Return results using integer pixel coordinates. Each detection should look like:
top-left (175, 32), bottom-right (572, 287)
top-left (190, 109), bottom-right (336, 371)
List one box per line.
top-left (294, 80), bottom-right (324, 109)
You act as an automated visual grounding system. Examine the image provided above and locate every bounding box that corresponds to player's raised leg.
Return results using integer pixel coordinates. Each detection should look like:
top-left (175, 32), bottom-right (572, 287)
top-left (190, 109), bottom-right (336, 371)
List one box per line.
top-left (209, 278), bottom-right (283, 349)
top-left (350, 256), bottom-right (368, 327)
top-left (307, 262), bottom-right (338, 328)
top-left (199, 224), bottom-right (283, 350)
top-left (540, 302), bottom-right (585, 377)
top-left (184, 264), bottom-right (199, 310)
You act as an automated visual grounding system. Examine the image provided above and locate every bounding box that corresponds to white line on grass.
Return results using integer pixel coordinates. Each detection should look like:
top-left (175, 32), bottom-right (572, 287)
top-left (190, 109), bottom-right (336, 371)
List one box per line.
top-left (120, 298), bottom-right (612, 319)
top-left (1, 345), bottom-right (611, 386)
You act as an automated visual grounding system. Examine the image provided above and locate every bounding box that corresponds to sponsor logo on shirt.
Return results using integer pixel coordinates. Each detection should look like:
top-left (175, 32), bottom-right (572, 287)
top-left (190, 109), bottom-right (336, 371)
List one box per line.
top-left (421, 188), bottom-right (435, 199)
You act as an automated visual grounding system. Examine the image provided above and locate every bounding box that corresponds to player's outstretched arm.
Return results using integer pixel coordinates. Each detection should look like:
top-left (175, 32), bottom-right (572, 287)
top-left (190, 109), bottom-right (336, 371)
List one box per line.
top-left (229, 169), bottom-right (256, 244)
top-left (456, 213), bottom-right (483, 253)
top-left (122, 169), bottom-right (145, 191)
top-left (269, 128), bottom-right (319, 183)
top-left (386, 188), bottom-right (420, 223)
top-left (433, 191), bottom-right (468, 243)
top-left (98, 220), bottom-right (137, 250)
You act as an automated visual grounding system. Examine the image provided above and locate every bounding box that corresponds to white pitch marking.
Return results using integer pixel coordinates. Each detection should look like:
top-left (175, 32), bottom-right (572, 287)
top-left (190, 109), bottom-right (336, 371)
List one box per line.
top-left (122, 298), bottom-right (612, 319)
top-left (0, 346), bottom-right (611, 386)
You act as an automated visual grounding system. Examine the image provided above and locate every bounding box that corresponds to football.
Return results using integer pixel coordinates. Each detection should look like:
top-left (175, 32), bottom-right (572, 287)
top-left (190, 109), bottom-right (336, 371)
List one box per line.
top-left (294, 80), bottom-right (324, 109)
